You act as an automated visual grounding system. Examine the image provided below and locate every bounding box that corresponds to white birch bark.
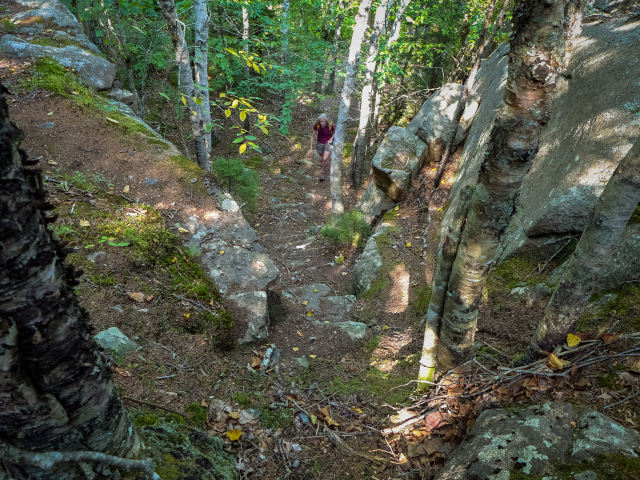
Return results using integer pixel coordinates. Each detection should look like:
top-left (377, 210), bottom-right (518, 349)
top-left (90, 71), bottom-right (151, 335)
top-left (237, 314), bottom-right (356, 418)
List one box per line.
top-left (330, 0), bottom-right (373, 214)
top-left (194, 0), bottom-right (216, 152)
top-left (353, 0), bottom-right (389, 187)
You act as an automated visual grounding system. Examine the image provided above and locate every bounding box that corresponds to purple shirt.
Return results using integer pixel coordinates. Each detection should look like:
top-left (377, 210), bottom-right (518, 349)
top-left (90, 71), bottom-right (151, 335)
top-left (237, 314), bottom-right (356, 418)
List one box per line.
top-left (314, 123), bottom-right (335, 144)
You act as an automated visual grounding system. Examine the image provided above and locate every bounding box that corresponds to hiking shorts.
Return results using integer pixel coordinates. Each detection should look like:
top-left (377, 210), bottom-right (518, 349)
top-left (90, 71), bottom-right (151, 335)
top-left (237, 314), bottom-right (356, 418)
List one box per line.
top-left (316, 142), bottom-right (333, 156)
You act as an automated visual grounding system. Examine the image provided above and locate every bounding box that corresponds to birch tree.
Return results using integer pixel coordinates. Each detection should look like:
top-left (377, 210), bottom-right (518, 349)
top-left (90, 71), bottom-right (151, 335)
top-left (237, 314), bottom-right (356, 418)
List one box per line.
top-left (330, 0), bottom-right (373, 214)
top-left (0, 88), bottom-right (144, 479)
top-left (159, 0), bottom-right (210, 171)
top-left (428, 0), bottom-right (585, 372)
top-left (194, 0), bottom-right (218, 151)
top-left (352, 0), bottom-right (389, 188)
top-left (527, 140), bottom-right (640, 357)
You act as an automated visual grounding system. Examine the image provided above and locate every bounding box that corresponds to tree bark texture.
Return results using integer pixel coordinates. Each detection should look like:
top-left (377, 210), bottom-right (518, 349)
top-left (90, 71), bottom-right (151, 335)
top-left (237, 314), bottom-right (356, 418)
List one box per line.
top-left (158, 0), bottom-right (210, 171)
top-left (436, 0), bottom-right (585, 370)
top-left (242, 4), bottom-right (250, 81)
top-left (419, 187), bottom-right (473, 382)
top-left (330, 0), bottom-right (373, 214)
top-left (194, 0), bottom-right (217, 150)
top-left (529, 140), bottom-right (640, 355)
top-left (433, 0), bottom-right (510, 190)
top-left (352, 0), bottom-right (389, 188)
top-left (0, 86), bottom-right (140, 479)
top-left (388, 0), bottom-right (412, 44)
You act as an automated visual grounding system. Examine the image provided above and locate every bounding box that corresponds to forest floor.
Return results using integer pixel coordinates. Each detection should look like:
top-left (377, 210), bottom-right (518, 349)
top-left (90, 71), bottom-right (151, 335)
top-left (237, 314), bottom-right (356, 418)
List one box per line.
top-left (4, 54), bottom-right (640, 480)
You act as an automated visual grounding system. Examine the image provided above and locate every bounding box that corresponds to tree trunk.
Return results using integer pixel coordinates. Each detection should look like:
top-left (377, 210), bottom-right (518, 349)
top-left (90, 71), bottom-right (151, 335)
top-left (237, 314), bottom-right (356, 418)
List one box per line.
top-left (419, 187), bottom-right (473, 382)
top-left (242, 4), bottom-right (250, 81)
top-left (330, 0), bottom-right (373, 214)
top-left (158, 0), bottom-right (210, 171)
top-left (0, 87), bottom-right (140, 479)
top-left (352, 0), bottom-right (389, 188)
top-left (388, 0), bottom-right (411, 44)
top-left (433, 0), bottom-right (509, 190)
top-left (326, 0), bottom-right (346, 95)
top-left (527, 140), bottom-right (640, 356)
top-left (194, 0), bottom-right (217, 150)
top-left (435, 0), bottom-right (585, 371)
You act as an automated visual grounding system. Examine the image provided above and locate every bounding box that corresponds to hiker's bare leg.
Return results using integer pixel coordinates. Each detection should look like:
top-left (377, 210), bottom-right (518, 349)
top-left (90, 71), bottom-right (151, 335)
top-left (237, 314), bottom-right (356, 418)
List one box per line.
top-left (322, 151), bottom-right (331, 177)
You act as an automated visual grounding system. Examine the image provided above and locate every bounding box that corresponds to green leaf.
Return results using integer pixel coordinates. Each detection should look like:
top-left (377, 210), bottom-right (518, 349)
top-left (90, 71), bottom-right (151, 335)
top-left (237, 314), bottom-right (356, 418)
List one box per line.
top-left (245, 135), bottom-right (257, 140)
top-left (95, 30), bottom-right (104, 38)
top-left (232, 137), bottom-right (244, 143)
top-left (117, 242), bottom-right (130, 247)
top-left (108, 241), bottom-right (117, 246)
top-left (159, 92), bottom-right (170, 101)
top-left (193, 97), bottom-right (202, 105)
top-left (205, 123), bottom-right (213, 132)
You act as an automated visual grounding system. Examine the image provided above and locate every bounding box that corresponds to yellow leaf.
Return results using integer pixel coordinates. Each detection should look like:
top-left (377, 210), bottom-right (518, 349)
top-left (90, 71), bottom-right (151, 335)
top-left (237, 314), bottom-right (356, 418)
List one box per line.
top-left (406, 242), bottom-right (412, 247)
top-left (292, 347), bottom-right (299, 351)
top-left (172, 257), bottom-right (178, 263)
top-left (231, 99), bottom-right (239, 108)
top-left (210, 299), bottom-right (214, 306)
top-left (382, 325), bottom-right (389, 331)
top-left (181, 96), bottom-right (187, 106)
top-left (341, 272), bottom-right (348, 276)
top-left (240, 111), bottom-right (247, 122)
top-left (297, 330), bottom-right (303, 337)
top-left (123, 185), bottom-right (130, 194)
top-left (246, 60), bottom-right (252, 67)
top-left (630, 359), bottom-right (640, 373)
top-left (307, 312), bottom-right (313, 317)
top-left (548, 353), bottom-right (571, 370)
top-left (350, 406), bottom-right (363, 414)
top-left (253, 63), bottom-right (260, 73)
top-left (567, 333), bottom-right (581, 348)
top-left (184, 313), bottom-right (190, 319)
top-left (178, 227), bottom-right (189, 233)
top-left (47, 159), bottom-right (57, 165)
top-left (239, 143), bottom-right (247, 154)
top-left (313, 289), bottom-right (318, 293)
top-left (260, 125), bottom-right (268, 135)
top-left (310, 414), bottom-right (317, 425)
top-left (301, 301), bottom-right (308, 306)
top-left (79, 220), bottom-right (91, 227)
top-left (258, 114), bottom-right (266, 122)
top-left (310, 355), bottom-right (317, 359)
top-left (325, 415), bottom-right (340, 427)
top-left (226, 429), bottom-right (242, 442)
top-left (394, 206), bottom-right (399, 211)
top-left (225, 109), bottom-right (231, 118)
top-left (220, 92), bottom-right (226, 98)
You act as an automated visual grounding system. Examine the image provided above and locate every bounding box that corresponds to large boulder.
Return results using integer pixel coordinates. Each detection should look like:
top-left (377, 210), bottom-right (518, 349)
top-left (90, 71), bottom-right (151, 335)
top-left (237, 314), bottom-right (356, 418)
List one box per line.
top-left (436, 402), bottom-right (640, 480)
top-left (353, 223), bottom-right (391, 297)
top-left (12, 0), bottom-right (84, 35)
top-left (0, 35), bottom-right (115, 89)
top-left (227, 291), bottom-right (270, 344)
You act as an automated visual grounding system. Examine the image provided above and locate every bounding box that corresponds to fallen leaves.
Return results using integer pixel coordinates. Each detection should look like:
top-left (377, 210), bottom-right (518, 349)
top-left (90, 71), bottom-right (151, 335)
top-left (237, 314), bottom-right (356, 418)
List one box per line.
top-left (79, 220), bottom-right (91, 227)
top-left (567, 333), bottom-right (581, 348)
top-left (548, 352), bottom-right (571, 370)
top-left (226, 429), bottom-right (242, 441)
top-left (127, 292), bottom-right (146, 303)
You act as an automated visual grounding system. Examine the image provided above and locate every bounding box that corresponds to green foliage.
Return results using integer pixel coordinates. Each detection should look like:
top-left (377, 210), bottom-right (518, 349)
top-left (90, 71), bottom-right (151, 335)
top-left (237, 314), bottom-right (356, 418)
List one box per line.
top-left (185, 403), bottom-right (207, 428)
top-left (329, 368), bottom-right (414, 405)
top-left (259, 407), bottom-right (293, 430)
top-left (579, 284), bottom-right (640, 333)
top-left (2, 18), bottom-right (16, 33)
top-left (133, 413), bottom-right (160, 427)
top-left (413, 285), bottom-right (432, 316)
top-left (211, 157), bottom-right (260, 206)
top-left (365, 335), bottom-right (382, 351)
top-left (321, 211), bottom-right (371, 247)
top-left (26, 57), bottom-right (94, 106)
top-left (628, 204), bottom-right (640, 224)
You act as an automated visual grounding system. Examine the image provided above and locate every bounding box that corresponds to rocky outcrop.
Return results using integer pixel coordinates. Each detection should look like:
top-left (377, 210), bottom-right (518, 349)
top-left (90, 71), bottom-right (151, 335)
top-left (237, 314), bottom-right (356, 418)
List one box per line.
top-left (436, 402), bottom-right (640, 480)
top-left (227, 291), bottom-right (270, 344)
top-left (353, 223), bottom-right (390, 297)
top-left (1, 35), bottom-right (115, 89)
top-left (356, 127), bottom-right (426, 223)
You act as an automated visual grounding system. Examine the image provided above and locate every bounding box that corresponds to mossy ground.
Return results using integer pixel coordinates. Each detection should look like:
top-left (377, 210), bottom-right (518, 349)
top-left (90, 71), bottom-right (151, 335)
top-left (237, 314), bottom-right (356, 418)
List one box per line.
top-left (578, 284), bottom-right (640, 333)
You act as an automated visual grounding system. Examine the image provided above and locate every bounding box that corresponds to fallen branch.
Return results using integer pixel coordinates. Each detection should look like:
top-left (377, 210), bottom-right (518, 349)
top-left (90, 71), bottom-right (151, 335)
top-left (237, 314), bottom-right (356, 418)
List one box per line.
top-left (324, 426), bottom-right (388, 463)
top-left (122, 396), bottom-right (183, 417)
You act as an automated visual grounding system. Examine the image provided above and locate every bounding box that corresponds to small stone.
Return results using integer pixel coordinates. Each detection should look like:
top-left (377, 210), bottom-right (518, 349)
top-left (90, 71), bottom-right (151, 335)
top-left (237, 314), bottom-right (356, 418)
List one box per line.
top-left (145, 178), bottom-right (158, 186)
top-left (94, 327), bottom-right (138, 356)
top-left (86, 251), bottom-right (107, 263)
top-left (38, 122), bottom-right (55, 129)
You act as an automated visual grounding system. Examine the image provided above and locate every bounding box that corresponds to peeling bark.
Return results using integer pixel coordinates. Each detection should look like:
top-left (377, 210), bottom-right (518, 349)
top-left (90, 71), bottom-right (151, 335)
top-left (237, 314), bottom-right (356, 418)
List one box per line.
top-left (331, 0), bottom-right (373, 214)
top-left (0, 86), bottom-right (139, 479)
top-left (194, 0), bottom-right (217, 151)
top-left (528, 140), bottom-right (640, 356)
top-left (159, 0), bottom-right (210, 171)
top-left (436, 0), bottom-right (585, 370)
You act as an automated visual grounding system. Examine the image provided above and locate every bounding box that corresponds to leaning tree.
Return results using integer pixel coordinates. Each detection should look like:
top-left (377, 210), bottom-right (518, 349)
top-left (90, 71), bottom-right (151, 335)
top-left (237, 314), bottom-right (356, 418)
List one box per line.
top-left (0, 85), bottom-right (156, 479)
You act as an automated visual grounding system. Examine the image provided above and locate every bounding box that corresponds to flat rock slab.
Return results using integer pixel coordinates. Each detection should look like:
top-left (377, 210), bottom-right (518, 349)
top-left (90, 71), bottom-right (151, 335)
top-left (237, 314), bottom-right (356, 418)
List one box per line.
top-left (0, 35), bottom-right (115, 90)
top-left (227, 291), bottom-right (270, 344)
top-left (281, 284), bottom-right (356, 323)
top-left (436, 402), bottom-right (640, 480)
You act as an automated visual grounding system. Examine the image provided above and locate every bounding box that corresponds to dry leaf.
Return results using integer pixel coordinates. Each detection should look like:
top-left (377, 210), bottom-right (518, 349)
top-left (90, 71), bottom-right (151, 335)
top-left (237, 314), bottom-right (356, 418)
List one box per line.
top-left (309, 355), bottom-right (317, 359)
top-left (307, 311), bottom-right (313, 317)
top-left (128, 292), bottom-right (145, 303)
top-left (567, 333), bottom-right (581, 348)
top-left (47, 159), bottom-right (57, 165)
top-left (313, 289), bottom-right (318, 293)
top-left (123, 185), bottom-right (130, 194)
top-left (406, 242), bottom-right (412, 247)
top-left (301, 300), bottom-right (308, 306)
top-left (79, 220), bottom-right (91, 227)
top-left (297, 330), bottom-right (303, 337)
top-left (576, 332), bottom-right (594, 341)
top-left (226, 429), bottom-right (242, 441)
top-left (600, 333), bottom-right (622, 344)
top-left (228, 411), bottom-right (240, 419)
top-left (251, 356), bottom-right (261, 368)
top-left (146, 295), bottom-right (153, 302)
top-left (629, 360), bottom-right (640, 373)
top-left (548, 352), bottom-right (571, 370)
top-left (219, 250), bottom-right (225, 255)
top-left (115, 367), bottom-right (131, 377)
top-left (178, 227), bottom-right (189, 233)
top-left (238, 410), bottom-right (255, 425)
top-left (292, 347), bottom-right (299, 351)
top-left (201, 399), bottom-right (208, 408)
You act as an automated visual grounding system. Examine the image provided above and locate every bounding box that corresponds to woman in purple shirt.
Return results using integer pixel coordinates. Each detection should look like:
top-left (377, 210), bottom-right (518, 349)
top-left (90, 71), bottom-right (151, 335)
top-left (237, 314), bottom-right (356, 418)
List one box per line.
top-left (308, 113), bottom-right (335, 181)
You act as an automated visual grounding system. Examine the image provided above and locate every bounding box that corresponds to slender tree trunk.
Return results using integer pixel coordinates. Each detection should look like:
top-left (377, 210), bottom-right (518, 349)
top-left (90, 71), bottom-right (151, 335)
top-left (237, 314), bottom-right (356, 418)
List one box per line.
top-left (330, 0), bottom-right (373, 214)
top-left (159, 0), bottom-right (210, 171)
top-left (111, 0), bottom-right (141, 116)
top-left (388, 0), bottom-right (411, 44)
top-left (433, 0), bottom-right (509, 190)
top-left (326, 0), bottom-right (346, 95)
top-left (352, 0), bottom-right (389, 188)
top-left (435, 0), bottom-right (585, 371)
top-left (194, 0), bottom-right (217, 150)
top-left (0, 87), bottom-right (140, 479)
top-left (242, 4), bottom-right (250, 80)
top-left (527, 140), bottom-right (640, 357)
top-left (419, 187), bottom-right (473, 381)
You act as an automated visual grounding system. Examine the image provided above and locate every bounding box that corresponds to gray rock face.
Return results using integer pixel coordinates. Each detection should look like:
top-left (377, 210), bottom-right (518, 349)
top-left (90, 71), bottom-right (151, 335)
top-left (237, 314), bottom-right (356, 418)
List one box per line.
top-left (406, 83), bottom-right (467, 164)
top-left (281, 283), bottom-right (356, 322)
top-left (109, 88), bottom-right (135, 105)
top-left (0, 35), bottom-right (115, 90)
top-left (94, 327), bottom-right (138, 357)
top-left (355, 181), bottom-right (397, 225)
top-left (13, 0), bottom-right (84, 35)
top-left (370, 127), bottom-right (427, 202)
top-left (228, 291), bottom-right (270, 344)
top-left (353, 223), bottom-right (390, 297)
top-left (436, 402), bottom-right (640, 480)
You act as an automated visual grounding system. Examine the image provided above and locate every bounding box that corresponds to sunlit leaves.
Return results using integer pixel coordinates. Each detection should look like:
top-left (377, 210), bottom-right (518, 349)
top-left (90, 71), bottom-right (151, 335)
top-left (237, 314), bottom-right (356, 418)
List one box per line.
top-left (225, 109), bottom-right (231, 117)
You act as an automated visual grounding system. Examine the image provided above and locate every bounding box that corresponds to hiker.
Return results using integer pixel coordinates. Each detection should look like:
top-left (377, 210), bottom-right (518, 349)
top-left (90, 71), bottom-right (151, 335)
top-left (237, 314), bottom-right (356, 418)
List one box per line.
top-left (308, 113), bottom-right (335, 181)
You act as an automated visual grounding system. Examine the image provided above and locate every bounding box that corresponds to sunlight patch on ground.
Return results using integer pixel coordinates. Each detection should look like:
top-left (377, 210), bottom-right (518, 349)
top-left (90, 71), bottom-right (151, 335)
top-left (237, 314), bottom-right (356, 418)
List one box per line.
top-left (370, 329), bottom-right (415, 372)
top-left (386, 263), bottom-right (410, 313)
